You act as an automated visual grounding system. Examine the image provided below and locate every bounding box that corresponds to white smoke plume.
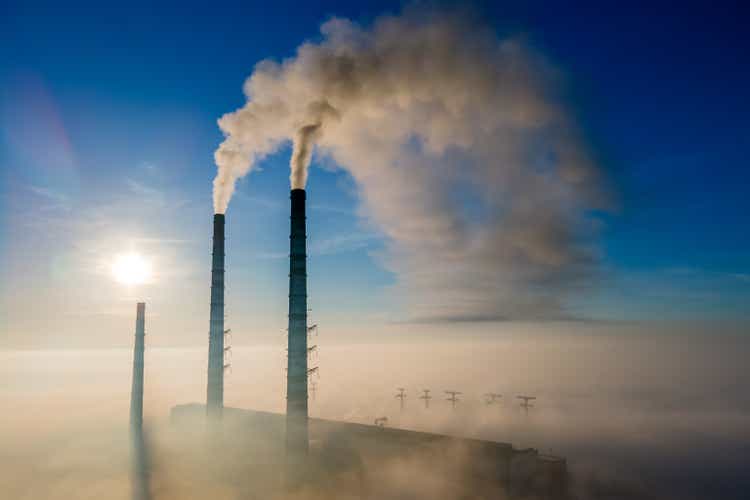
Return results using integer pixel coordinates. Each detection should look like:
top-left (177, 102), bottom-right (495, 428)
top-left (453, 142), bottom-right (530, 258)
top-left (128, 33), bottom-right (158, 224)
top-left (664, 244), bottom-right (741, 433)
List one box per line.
top-left (213, 7), bottom-right (609, 320)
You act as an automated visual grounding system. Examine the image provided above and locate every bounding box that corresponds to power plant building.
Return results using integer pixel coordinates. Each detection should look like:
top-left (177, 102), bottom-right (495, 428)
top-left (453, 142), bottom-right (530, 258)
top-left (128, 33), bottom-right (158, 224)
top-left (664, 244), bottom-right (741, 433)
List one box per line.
top-left (147, 187), bottom-right (570, 499)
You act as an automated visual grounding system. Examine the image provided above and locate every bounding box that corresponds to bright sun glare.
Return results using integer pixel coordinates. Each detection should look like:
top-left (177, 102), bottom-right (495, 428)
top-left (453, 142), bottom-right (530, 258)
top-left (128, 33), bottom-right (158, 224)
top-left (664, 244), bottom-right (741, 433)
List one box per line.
top-left (112, 253), bottom-right (152, 285)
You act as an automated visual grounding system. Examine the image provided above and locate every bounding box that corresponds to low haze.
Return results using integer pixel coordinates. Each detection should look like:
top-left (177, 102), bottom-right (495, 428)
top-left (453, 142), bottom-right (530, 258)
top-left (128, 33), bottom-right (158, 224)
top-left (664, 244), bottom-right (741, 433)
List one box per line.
top-left (2, 333), bottom-right (749, 499)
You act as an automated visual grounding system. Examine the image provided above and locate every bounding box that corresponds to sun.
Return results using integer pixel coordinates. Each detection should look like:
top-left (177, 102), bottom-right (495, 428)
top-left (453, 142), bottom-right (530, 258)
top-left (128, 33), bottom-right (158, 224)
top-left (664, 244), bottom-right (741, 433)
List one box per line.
top-left (112, 253), bottom-right (152, 286)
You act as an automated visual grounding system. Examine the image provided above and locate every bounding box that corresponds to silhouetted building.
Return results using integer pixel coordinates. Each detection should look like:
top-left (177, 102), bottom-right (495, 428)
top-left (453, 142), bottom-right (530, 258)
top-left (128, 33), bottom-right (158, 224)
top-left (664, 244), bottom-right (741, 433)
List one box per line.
top-left (171, 404), bottom-right (568, 499)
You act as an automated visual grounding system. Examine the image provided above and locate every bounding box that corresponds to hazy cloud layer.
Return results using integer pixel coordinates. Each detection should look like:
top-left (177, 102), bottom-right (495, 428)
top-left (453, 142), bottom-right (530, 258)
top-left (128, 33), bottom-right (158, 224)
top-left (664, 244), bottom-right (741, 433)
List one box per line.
top-left (2, 333), bottom-right (748, 500)
top-left (214, 8), bottom-right (608, 320)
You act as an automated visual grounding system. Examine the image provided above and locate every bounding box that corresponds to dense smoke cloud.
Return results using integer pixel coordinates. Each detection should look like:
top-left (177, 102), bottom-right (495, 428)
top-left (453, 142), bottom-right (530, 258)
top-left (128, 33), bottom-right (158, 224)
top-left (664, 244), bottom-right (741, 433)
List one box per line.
top-left (213, 8), bottom-right (608, 320)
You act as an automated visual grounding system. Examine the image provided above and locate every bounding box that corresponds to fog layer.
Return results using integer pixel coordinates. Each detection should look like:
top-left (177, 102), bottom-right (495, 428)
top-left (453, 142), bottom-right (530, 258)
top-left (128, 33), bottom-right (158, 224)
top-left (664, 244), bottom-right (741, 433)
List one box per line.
top-left (1, 333), bottom-right (748, 499)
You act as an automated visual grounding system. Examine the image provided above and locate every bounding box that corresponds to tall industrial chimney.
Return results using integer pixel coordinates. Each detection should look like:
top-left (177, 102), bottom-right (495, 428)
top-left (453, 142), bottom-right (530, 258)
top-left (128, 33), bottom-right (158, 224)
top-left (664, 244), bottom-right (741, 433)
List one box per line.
top-left (129, 302), bottom-right (151, 500)
top-left (286, 189), bottom-right (309, 459)
top-left (206, 213), bottom-right (225, 418)
top-left (130, 302), bottom-right (146, 430)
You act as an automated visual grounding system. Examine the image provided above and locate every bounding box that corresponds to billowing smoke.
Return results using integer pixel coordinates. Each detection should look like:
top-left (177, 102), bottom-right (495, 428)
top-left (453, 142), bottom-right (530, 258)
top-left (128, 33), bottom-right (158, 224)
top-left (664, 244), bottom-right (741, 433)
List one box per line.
top-left (213, 7), bottom-right (608, 320)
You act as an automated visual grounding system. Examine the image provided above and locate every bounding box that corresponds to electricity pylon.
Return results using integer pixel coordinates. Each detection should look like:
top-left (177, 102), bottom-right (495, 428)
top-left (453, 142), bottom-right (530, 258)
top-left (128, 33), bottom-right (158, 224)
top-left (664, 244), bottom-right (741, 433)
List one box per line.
top-left (517, 395), bottom-right (536, 415)
top-left (484, 392), bottom-right (502, 405)
top-left (445, 390), bottom-right (462, 409)
top-left (419, 389), bottom-right (432, 409)
top-left (395, 388), bottom-right (406, 411)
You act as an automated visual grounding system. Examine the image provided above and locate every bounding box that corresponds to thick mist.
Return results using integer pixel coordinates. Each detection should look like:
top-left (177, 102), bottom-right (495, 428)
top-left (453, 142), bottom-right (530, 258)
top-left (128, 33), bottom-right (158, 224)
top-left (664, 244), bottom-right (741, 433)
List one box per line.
top-left (213, 7), bottom-right (607, 322)
top-left (1, 333), bottom-right (748, 499)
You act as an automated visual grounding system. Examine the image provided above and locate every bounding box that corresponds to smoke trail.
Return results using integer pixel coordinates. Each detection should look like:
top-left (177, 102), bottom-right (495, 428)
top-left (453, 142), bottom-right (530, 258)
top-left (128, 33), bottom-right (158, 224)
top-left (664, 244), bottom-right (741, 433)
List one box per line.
top-left (213, 7), bottom-right (609, 319)
top-left (290, 100), bottom-right (339, 189)
top-left (290, 124), bottom-right (320, 189)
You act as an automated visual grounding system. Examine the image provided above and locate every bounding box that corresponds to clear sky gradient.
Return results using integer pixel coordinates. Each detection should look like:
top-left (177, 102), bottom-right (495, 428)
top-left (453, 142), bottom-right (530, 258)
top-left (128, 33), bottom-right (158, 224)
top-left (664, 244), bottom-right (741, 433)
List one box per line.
top-left (1, 1), bottom-right (748, 348)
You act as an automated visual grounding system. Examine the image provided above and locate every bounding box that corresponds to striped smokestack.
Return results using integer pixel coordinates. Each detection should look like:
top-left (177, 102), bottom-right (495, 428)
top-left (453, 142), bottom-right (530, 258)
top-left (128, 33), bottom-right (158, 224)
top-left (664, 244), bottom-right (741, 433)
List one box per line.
top-left (130, 302), bottom-right (146, 430)
top-left (286, 189), bottom-right (308, 459)
top-left (207, 213), bottom-right (225, 418)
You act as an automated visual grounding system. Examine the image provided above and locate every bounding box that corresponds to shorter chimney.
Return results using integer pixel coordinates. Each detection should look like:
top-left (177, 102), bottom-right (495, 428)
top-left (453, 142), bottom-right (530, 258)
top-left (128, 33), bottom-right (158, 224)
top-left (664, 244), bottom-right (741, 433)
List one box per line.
top-left (130, 302), bottom-right (146, 430)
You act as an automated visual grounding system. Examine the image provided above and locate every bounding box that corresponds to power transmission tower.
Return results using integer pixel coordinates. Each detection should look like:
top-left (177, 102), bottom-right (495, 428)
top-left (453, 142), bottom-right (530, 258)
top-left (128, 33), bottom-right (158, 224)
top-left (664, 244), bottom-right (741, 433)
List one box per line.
top-left (419, 389), bottom-right (432, 409)
top-left (445, 390), bottom-right (462, 409)
top-left (484, 392), bottom-right (502, 405)
top-left (395, 388), bottom-right (406, 411)
top-left (517, 395), bottom-right (536, 415)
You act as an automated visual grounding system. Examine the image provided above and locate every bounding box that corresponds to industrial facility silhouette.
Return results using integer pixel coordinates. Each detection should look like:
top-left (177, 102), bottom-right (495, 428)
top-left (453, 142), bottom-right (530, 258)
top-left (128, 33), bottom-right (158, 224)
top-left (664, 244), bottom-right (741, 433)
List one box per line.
top-left (126, 187), bottom-right (567, 499)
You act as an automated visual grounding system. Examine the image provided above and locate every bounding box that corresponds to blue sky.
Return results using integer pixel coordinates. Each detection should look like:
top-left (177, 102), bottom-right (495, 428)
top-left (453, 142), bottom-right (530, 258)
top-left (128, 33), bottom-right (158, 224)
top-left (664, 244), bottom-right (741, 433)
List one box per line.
top-left (1, 1), bottom-right (748, 347)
